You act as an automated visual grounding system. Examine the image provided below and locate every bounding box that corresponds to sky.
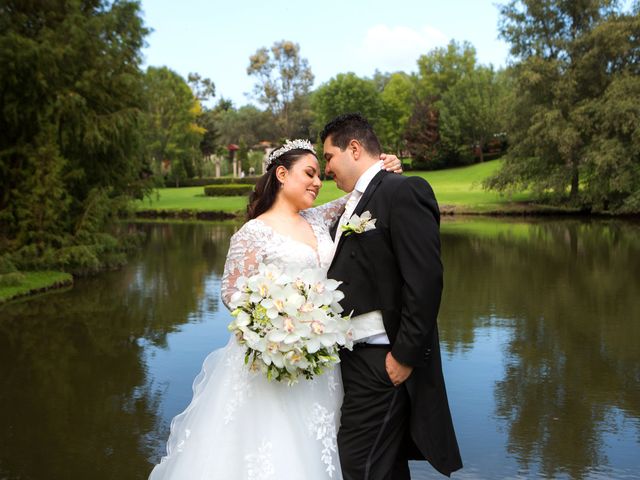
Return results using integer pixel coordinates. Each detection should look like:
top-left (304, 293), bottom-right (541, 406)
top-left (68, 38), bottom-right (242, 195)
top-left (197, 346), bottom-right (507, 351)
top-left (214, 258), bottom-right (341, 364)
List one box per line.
top-left (140, 0), bottom-right (513, 107)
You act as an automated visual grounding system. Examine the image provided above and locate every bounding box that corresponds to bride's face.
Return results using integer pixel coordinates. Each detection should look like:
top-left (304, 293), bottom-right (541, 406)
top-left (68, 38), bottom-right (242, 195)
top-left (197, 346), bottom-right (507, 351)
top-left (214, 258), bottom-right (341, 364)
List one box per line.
top-left (277, 154), bottom-right (322, 210)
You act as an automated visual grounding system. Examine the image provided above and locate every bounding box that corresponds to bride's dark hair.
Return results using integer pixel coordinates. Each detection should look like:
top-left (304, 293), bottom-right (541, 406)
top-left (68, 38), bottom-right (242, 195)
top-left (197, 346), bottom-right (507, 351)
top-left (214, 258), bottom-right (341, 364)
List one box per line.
top-left (247, 146), bottom-right (317, 220)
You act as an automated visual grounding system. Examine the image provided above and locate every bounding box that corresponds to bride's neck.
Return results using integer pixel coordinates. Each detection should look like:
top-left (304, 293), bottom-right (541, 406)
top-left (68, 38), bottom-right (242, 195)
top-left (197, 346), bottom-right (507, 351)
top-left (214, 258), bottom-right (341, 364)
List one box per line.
top-left (266, 196), bottom-right (301, 220)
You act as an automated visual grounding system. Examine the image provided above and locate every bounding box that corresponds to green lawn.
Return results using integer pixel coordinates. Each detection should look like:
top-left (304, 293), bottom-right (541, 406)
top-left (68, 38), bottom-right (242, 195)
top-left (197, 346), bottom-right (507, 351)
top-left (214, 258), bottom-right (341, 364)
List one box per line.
top-left (413, 161), bottom-right (531, 210)
top-left (0, 271), bottom-right (73, 304)
top-left (134, 160), bottom-right (536, 215)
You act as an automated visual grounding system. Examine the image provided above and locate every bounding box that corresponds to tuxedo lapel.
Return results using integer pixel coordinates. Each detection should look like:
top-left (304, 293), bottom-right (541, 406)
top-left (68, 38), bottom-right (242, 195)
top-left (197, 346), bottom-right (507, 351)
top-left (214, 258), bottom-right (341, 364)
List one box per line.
top-left (352, 169), bottom-right (387, 217)
top-left (330, 169), bottom-right (388, 267)
top-left (329, 218), bottom-right (339, 241)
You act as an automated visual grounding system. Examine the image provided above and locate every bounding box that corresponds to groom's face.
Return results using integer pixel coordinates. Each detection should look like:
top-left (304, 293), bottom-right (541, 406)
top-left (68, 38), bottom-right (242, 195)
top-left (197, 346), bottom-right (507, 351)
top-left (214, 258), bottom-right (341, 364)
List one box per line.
top-left (323, 136), bottom-right (358, 193)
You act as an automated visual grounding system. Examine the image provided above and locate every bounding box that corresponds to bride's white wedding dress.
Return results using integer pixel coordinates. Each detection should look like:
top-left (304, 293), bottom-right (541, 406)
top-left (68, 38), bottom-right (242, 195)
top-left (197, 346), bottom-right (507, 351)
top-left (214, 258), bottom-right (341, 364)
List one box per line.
top-left (149, 198), bottom-right (347, 480)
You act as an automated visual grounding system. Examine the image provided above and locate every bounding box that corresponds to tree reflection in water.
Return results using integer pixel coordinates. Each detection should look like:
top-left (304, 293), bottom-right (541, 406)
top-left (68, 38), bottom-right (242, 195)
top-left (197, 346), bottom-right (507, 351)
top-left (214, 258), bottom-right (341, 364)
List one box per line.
top-left (438, 219), bottom-right (640, 479)
top-left (1, 219), bottom-right (639, 480)
top-left (0, 222), bottom-right (238, 480)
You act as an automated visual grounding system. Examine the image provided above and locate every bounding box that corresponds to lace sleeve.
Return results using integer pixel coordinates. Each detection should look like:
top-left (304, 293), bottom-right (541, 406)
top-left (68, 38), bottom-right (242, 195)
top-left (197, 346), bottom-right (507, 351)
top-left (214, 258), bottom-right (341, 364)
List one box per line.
top-left (220, 222), bottom-right (265, 309)
top-left (302, 195), bottom-right (349, 228)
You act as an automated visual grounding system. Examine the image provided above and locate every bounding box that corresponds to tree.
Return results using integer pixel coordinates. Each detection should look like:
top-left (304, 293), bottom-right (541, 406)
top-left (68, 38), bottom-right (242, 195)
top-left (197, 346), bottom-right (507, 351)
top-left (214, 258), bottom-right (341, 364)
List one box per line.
top-left (379, 73), bottom-right (416, 155)
top-left (216, 105), bottom-right (278, 148)
top-left (406, 40), bottom-right (483, 168)
top-left (143, 67), bottom-right (205, 186)
top-left (247, 40), bottom-right (314, 138)
top-left (0, 0), bottom-right (151, 269)
top-left (187, 72), bottom-right (216, 103)
top-left (574, 11), bottom-right (640, 211)
top-left (439, 66), bottom-right (506, 163)
top-left (311, 73), bottom-right (384, 134)
top-left (196, 108), bottom-right (220, 159)
top-left (486, 0), bottom-right (639, 211)
top-left (404, 97), bottom-right (441, 169)
top-left (416, 40), bottom-right (478, 99)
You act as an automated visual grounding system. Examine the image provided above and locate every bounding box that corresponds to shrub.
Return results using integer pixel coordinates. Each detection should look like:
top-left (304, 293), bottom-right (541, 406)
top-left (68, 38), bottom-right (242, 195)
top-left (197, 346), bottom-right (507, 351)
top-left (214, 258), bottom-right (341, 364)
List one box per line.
top-left (166, 176), bottom-right (260, 187)
top-left (0, 272), bottom-right (26, 287)
top-left (204, 184), bottom-right (255, 197)
top-left (0, 255), bottom-right (17, 274)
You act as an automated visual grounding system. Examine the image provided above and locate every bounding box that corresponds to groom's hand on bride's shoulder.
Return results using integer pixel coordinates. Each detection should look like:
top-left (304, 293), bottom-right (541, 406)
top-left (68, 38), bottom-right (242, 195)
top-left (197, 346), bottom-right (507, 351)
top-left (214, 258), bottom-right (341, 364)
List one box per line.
top-left (380, 153), bottom-right (403, 173)
top-left (385, 352), bottom-right (413, 386)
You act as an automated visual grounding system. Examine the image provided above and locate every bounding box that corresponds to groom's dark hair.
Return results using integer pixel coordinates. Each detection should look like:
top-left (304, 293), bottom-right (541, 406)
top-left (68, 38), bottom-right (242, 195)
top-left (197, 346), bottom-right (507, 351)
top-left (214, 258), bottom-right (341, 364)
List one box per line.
top-left (320, 113), bottom-right (381, 156)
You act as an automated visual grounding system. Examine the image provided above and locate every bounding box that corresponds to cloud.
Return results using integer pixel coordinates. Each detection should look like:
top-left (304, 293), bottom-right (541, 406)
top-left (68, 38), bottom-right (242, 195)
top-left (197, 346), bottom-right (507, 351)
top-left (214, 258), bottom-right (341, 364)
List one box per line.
top-left (347, 24), bottom-right (449, 75)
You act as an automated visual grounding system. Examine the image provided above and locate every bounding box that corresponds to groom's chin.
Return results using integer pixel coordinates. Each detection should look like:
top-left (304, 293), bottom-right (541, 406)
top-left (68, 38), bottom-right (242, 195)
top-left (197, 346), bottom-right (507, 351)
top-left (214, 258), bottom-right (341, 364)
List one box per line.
top-left (334, 180), bottom-right (349, 193)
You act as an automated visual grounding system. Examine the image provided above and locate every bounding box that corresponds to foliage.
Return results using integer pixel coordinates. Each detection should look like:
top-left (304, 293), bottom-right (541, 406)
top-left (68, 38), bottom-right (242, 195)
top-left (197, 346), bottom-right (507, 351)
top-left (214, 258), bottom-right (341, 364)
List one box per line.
top-left (143, 66), bottom-right (205, 186)
top-left (0, 272), bottom-right (26, 288)
top-left (439, 66), bottom-right (506, 163)
top-left (407, 40), bottom-right (507, 168)
top-left (0, 255), bottom-right (17, 275)
top-left (247, 40), bottom-right (314, 138)
top-left (165, 176), bottom-right (260, 187)
top-left (486, 0), bottom-right (640, 211)
top-left (195, 108), bottom-right (220, 158)
top-left (187, 72), bottom-right (216, 103)
top-left (188, 73), bottom-right (219, 164)
top-left (203, 184), bottom-right (255, 197)
top-left (404, 97), bottom-right (441, 169)
top-left (416, 40), bottom-right (478, 98)
top-left (378, 72), bottom-right (416, 155)
top-left (216, 105), bottom-right (278, 147)
top-left (0, 0), bottom-right (152, 270)
top-left (311, 73), bottom-right (384, 134)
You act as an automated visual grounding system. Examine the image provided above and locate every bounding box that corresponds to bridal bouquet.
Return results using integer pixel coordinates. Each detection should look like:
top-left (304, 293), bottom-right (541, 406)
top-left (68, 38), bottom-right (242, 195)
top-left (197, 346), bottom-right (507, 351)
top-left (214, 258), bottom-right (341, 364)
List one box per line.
top-left (227, 263), bottom-right (353, 384)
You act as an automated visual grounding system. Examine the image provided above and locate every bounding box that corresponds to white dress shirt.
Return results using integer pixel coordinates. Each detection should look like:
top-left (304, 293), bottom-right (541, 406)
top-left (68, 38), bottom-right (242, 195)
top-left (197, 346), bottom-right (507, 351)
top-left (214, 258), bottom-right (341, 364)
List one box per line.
top-left (336, 161), bottom-right (390, 345)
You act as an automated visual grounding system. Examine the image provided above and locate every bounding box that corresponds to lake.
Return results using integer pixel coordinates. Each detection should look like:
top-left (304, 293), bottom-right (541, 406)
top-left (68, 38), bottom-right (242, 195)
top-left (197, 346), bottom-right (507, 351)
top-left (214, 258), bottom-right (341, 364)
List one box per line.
top-left (1, 218), bottom-right (638, 479)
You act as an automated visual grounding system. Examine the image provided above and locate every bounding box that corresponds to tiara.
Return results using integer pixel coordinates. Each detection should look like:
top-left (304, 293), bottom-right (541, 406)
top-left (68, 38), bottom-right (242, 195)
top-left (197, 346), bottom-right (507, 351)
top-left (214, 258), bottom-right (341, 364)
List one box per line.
top-left (268, 139), bottom-right (316, 164)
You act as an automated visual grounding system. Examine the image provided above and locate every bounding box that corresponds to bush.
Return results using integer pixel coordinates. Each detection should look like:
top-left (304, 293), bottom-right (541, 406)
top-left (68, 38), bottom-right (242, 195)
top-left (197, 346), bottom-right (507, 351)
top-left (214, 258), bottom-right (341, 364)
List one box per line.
top-left (204, 184), bottom-right (255, 197)
top-left (7, 231), bottom-right (134, 276)
top-left (0, 272), bottom-right (26, 287)
top-left (0, 255), bottom-right (17, 274)
top-left (166, 176), bottom-right (261, 187)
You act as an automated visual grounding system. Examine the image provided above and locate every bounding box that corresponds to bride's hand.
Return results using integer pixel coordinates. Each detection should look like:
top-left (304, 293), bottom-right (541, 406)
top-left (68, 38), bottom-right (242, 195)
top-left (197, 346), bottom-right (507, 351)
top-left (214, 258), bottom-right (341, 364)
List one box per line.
top-left (380, 153), bottom-right (403, 173)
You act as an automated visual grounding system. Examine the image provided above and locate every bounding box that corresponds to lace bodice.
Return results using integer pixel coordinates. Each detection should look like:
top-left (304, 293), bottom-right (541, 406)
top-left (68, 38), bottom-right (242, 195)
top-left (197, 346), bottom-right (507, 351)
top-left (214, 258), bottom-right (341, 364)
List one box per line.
top-left (221, 196), bottom-right (348, 308)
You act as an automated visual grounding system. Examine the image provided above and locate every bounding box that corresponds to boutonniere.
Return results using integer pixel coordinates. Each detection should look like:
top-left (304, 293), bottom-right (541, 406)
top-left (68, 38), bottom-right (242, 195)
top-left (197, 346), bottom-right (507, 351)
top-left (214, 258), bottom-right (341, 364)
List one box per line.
top-left (341, 211), bottom-right (377, 236)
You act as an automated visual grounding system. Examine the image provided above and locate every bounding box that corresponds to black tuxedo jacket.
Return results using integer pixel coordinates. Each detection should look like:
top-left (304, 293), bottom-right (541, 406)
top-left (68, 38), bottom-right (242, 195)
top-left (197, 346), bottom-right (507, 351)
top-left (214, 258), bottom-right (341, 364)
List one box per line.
top-left (328, 170), bottom-right (462, 476)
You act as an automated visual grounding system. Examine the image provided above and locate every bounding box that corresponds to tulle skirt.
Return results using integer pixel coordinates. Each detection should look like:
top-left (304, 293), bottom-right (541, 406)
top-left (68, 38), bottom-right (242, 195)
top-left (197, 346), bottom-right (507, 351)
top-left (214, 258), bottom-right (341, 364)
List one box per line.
top-left (149, 337), bottom-right (344, 479)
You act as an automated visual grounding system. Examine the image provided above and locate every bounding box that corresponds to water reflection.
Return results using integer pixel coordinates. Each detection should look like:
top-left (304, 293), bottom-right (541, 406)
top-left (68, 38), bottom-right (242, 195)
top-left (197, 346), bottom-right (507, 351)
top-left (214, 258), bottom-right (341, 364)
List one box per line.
top-left (0, 222), bottom-right (237, 480)
top-left (0, 219), bottom-right (638, 479)
top-left (438, 219), bottom-right (640, 479)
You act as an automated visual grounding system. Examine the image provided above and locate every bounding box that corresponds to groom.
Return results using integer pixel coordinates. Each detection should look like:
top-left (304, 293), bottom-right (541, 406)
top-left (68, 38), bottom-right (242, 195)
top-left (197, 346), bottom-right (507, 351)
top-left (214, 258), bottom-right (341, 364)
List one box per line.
top-left (323, 113), bottom-right (462, 479)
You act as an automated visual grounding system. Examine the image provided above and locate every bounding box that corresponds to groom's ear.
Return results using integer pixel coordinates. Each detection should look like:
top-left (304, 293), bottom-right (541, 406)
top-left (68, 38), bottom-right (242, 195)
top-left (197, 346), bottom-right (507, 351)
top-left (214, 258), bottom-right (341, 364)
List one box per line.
top-left (349, 139), bottom-right (363, 160)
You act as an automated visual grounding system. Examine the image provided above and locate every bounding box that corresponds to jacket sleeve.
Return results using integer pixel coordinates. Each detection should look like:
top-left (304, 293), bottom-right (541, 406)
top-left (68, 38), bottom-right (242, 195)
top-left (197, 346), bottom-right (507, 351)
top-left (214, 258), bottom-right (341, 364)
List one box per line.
top-left (388, 176), bottom-right (443, 367)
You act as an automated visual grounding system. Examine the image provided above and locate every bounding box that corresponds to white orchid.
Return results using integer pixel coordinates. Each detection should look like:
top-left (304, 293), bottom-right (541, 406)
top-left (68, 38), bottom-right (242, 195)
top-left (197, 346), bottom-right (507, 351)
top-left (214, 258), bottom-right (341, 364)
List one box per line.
top-left (341, 210), bottom-right (377, 236)
top-left (228, 262), bottom-right (353, 384)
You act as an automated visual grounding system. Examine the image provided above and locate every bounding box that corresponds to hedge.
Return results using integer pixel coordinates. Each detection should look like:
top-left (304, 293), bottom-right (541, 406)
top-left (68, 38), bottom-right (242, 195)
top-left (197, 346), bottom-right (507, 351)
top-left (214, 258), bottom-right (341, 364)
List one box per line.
top-left (166, 176), bottom-right (261, 187)
top-left (204, 184), bottom-right (255, 196)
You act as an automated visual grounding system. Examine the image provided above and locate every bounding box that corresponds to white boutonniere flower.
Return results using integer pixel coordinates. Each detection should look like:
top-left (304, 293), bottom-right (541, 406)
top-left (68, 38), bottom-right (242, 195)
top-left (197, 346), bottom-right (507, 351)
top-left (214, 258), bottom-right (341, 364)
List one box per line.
top-left (341, 210), bottom-right (377, 236)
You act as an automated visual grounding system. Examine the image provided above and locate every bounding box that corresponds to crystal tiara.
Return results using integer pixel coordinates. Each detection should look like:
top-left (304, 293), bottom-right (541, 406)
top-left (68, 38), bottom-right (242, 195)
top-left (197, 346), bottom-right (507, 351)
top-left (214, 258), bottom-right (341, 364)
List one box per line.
top-left (268, 139), bottom-right (316, 164)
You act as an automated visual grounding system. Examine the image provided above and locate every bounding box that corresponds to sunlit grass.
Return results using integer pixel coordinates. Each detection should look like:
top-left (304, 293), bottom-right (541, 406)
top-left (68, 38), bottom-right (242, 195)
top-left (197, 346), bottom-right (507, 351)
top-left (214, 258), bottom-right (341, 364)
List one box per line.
top-left (0, 271), bottom-right (73, 303)
top-left (134, 160), bottom-right (535, 214)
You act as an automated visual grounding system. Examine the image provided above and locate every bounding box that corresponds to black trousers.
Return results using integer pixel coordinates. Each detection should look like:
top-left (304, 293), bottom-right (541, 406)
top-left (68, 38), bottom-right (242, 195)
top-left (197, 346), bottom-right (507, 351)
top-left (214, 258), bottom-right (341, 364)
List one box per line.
top-left (338, 345), bottom-right (412, 480)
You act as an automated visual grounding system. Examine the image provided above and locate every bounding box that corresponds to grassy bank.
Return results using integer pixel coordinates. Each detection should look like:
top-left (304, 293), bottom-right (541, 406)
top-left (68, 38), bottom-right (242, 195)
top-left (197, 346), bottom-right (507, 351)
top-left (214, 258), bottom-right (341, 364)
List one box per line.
top-left (134, 160), bottom-right (580, 217)
top-left (0, 271), bottom-right (73, 305)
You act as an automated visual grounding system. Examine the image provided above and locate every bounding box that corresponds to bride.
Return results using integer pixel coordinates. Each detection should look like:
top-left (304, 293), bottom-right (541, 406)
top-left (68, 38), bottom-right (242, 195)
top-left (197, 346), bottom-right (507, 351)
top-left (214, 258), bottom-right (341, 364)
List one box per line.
top-left (149, 140), bottom-right (401, 480)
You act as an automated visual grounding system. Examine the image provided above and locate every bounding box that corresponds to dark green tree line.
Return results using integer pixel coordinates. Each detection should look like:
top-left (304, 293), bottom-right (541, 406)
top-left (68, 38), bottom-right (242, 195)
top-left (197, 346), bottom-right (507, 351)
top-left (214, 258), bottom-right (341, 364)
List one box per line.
top-left (485, 0), bottom-right (640, 212)
top-left (0, 0), bottom-right (151, 272)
